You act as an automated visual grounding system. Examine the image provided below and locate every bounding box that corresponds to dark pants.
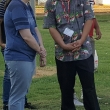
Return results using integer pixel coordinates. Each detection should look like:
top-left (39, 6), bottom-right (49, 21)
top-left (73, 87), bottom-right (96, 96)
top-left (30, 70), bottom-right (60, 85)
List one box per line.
top-left (1, 49), bottom-right (11, 104)
top-left (55, 55), bottom-right (100, 110)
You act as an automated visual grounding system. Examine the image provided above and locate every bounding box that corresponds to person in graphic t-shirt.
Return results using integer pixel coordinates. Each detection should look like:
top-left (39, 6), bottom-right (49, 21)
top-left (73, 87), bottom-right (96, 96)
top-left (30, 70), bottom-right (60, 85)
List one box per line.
top-left (43, 0), bottom-right (100, 109)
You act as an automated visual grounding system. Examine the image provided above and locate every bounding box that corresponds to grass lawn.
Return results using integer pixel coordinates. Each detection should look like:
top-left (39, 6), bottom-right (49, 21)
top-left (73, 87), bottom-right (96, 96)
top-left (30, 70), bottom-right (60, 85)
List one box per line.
top-left (0, 13), bottom-right (110, 110)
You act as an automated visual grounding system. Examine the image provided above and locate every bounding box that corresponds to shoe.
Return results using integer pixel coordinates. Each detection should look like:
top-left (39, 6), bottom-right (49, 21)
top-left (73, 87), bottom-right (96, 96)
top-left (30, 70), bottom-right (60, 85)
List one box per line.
top-left (74, 93), bottom-right (83, 106)
top-left (97, 97), bottom-right (102, 100)
top-left (74, 98), bottom-right (83, 106)
top-left (80, 94), bottom-right (83, 100)
top-left (80, 89), bottom-right (83, 99)
top-left (3, 104), bottom-right (8, 110)
top-left (25, 102), bottom-right (37, 109)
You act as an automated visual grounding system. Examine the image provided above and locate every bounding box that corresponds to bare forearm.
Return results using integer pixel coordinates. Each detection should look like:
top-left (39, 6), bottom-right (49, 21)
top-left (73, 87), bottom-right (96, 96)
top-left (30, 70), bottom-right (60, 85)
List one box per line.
top-left (35, 27), bottom-right (44, 47)
top-left (94, 18), bottom-right (99, 29)
top-left (49, 27), bottom-right (65, 48)
top-left (49, 27), bottom-right (76, 51)
top-left (24, 37), bottom-right (40, 52)
top-left (81, 19), bottom-right (93, 44)
top-left (94, 18), bottom-right (102, 39)
top-left (19, 29), bottom-right (40, 53)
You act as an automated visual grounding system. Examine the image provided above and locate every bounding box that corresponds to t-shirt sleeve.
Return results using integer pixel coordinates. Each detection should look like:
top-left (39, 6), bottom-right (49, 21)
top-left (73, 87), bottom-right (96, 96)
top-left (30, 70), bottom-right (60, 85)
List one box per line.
top-left (83, 0), bottom-right (95, 21)
top-left (12, 6), bottom-right (30, 30)
top-left (28, 4), bottom-right (37, 27)
top-left (89, 0), bottom-right (95, 11)
top-left (43, 0), bottom-right (56, 29)
top-left (89, 0), bottom-right (96, 18)
top-left (0, 0), bottom-right (5, 18)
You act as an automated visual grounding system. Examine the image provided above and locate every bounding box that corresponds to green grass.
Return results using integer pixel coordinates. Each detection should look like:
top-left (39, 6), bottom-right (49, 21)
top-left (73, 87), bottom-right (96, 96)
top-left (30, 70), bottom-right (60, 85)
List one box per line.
top-left (0, 13), bottom-right (110, 110)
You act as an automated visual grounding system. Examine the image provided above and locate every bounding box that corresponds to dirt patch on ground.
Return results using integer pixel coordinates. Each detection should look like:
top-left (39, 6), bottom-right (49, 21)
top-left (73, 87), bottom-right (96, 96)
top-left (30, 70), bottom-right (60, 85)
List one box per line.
top-left (33, 66), bottom-right (56, 78)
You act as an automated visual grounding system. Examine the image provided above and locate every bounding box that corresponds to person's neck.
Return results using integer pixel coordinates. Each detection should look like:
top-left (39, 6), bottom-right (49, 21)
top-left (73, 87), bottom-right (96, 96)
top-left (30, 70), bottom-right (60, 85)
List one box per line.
top-left (21, 0), bottom-right (29, 4)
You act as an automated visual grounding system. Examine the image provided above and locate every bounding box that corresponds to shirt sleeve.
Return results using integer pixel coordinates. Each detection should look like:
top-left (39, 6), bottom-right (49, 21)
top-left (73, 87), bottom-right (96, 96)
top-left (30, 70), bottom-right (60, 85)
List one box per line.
top-left (89, 0), bottom-right (96, 18)
top-left (89, 0), bottom-right (95, 8)
top-left (43, 0), bottom-right (56, 29)
top-left (0, 0), bottom-right (6, 18)
top-left (28, 3), bottom-right (37, 27)
top-left (83, 0), bottom-right (95, 21)
top-left (11, 6), bottom-right (30, 30)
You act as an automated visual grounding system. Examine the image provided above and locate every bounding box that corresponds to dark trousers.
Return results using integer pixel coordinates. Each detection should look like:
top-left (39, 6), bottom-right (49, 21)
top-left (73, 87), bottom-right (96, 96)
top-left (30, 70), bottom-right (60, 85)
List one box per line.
top-left (1, 49), bottom-right (11, 104)
top-left (55, 55), bottom-right (100, 110)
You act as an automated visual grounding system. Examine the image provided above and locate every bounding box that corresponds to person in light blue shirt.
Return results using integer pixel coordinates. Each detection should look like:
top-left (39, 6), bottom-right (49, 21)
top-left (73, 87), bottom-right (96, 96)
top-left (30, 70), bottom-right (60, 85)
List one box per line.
top-left (4, 0), bottom-right (46, 110)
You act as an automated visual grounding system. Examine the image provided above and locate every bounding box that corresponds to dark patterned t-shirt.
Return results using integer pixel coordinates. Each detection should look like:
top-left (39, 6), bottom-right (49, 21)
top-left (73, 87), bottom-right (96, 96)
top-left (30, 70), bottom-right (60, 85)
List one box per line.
top-left (43, 0), bottom-right (94, 61)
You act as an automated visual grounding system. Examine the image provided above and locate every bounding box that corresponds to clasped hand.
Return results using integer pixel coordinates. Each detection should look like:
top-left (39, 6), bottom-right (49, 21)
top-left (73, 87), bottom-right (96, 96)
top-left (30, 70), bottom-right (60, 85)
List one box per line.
top-left (0, 43), bottom-right (6, 49)
top-left (64, 40), bottom-right (82, 52)
top-left (39, 46), bottom-right (46, 67)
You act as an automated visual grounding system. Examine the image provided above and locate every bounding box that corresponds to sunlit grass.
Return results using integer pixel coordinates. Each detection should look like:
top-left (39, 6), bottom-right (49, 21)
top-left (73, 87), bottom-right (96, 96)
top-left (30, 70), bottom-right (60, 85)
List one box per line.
top-left (0, 13), bottom-right (110, 110)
